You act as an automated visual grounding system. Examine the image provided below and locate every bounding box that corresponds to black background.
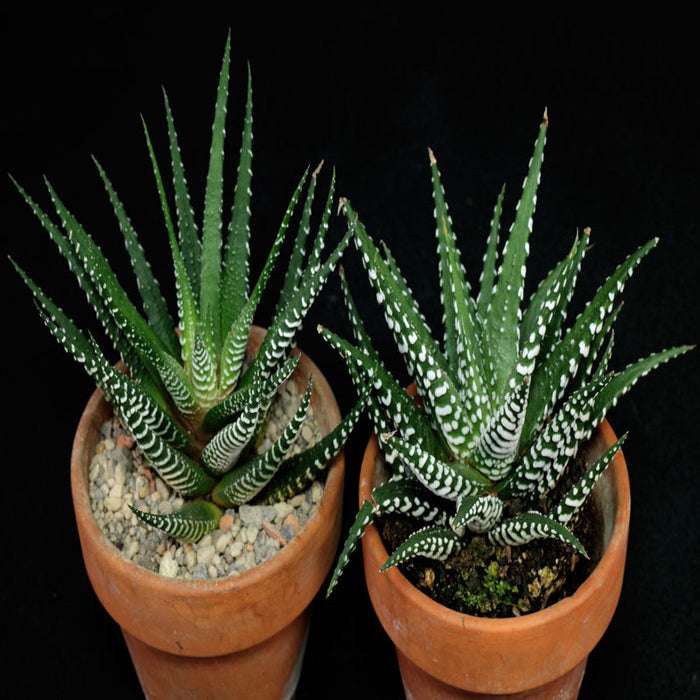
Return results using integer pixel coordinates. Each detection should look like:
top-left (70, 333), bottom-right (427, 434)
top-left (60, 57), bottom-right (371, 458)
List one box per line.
top-left (2, 7), bottom-right (698, 699)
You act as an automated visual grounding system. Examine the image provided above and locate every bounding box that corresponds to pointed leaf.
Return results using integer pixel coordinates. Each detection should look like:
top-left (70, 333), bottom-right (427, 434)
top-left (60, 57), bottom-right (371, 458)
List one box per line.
top-left (162, 88), bottom-right (201, 298)
top-left (200, 32), bottom-right (231, 349)
top-left (221, 61), bottom-right (255, 332)
top-left (485, 114), bottom-right (548, 399)
top-left (488, 511), bottom-right (587, 556)
top-left (129, 501), bottom-right (222, 543)
top-left (93, 157), bottom-right (180, 357)
top-left (380, 525), bottom-right (462, 571)
top-left (212, 376), bottom-right (313, 505)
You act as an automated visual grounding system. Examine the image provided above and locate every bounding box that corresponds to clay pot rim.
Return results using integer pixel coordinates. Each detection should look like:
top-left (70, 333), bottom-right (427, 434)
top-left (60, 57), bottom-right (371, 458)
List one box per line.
top-left (71, 325), bottom-right (344, 599)
top-left (360, 417), bottom-right (630, 631)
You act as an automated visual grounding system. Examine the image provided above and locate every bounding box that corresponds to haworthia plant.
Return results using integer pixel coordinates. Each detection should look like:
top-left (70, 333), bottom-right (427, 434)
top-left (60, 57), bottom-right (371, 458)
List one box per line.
top-left (323, 110), bottom-right (692, 595)
top-left (13, 34), bottom-right (363, 543)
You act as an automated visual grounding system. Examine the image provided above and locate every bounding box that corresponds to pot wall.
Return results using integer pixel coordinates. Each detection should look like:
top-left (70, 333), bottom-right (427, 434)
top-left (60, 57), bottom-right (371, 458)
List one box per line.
top-left (70, 327), bottom-right (345, 698)
top-left (360, 419), bottom-right (630, 698)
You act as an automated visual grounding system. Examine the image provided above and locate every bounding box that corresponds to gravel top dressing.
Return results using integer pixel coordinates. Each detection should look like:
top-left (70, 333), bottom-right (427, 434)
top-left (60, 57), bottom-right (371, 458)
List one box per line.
top-left (88, 379), bottom-right (325, 580)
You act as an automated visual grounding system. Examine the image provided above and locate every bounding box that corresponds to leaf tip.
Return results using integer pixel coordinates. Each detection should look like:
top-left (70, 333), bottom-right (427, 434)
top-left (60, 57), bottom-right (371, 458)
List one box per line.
top-left (428, 147), bottom-right (437, 166)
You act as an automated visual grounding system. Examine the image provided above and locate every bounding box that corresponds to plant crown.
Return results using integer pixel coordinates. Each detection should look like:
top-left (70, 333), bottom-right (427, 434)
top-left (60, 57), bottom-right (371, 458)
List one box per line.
top-left (322, 110), bottom-right (692, 595)
top-left (13, 35), bottom-right (363, 542)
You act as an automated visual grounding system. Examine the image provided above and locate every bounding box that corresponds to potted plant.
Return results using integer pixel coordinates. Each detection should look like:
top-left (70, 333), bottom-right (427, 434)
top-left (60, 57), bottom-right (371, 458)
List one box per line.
top-left (320, 110), bottom-right (692, 697)
top-left (12, 34), bottom-right (362, 699)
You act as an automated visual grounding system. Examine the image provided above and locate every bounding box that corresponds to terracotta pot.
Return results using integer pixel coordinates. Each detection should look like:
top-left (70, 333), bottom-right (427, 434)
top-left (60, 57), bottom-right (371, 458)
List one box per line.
top-left (360, 418), bottom-right (630, 699)
top-left (71, 326), bottom-right (345, 699)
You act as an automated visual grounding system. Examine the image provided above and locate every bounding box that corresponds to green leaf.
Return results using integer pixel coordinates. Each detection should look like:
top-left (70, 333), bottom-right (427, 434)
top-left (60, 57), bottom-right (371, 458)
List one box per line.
top-left (476, 183), bottom-right (505, 322)
top-left (346, 203), bottom-right (472, 459)
top-left (380, 525), bottom-right (462, 571)
top-left (141, 118), bottom-right (200, 375)
top-left (504, 375), bottom-right (610, 500)
top-left (591, 345), bottom-right (694, 425)
top-left (488, 511), bottom-right (587, 556)
top-left (522, 237), bottom-right (659, 446)
top-left (383, 433), bottom-right (490, 501)
top-left (247, 216), bottom-right (352, 388)
top-left (162, 88), bottom-right (201, 299)
top-left (212, 376), bottom-right (313, 506)
top-left (326, 500), bottom-right (375, 597)
top-left (275, 161), bottom-right (323, 316)
top-left (221, 61), bottom-right (254, 332)
top-left (257, 392), bottom-right (366, 503)
top-left (429, 147), bottom-right (488, 419)
top-left (452, 494), bottom-right (504, 534)
top-left (318, 324), bottom-right (443, 457)
top-left (199, 31), bottom-right (231, 349)
top-left (484, 114), bottom-right (548, 400)
top-left (92, 157), bottom-right (180, 357)
top-left (326, 478), bottom-right (448, 596)
top-left (472, 377), bottom-right (530, 480)
top-left (219, 169), bottom-right (309, 394)
top-left (129, 501), bottom-right (222, 543)
top-left (554, 434), bottom-right (627, 525)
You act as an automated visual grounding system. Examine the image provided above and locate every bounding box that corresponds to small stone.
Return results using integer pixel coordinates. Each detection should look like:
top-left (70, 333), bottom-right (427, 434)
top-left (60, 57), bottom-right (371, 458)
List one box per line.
top-left (213, 531), bottom-right (231, 553)
top-left (239, 505), bottom-right (263, 528)
top-left (114, 462), bottom-right (126, 486)
top-left (117, 433), bottom-right (134, 449)
top-left (124, 539), bottom-right (139, 560)
top-left (311, 481), bottom-right (323, 504)
top-left (262, 521), bottom-right (287, 546)
top-left (185, 549), bottom-right (197, 572)
top-left (218, 514), bottom-right (234, 532)
top-left (283, 513), bottom-right (301, 535)
top-left (192, 563), bottom-right (208, 580)
top-left (104, 496), bottom-right (122, 512)
top-left (197, 545), bottom-right (215, 565)
top-left (273, 502), bottom-right (294, 523)
top-left (155, 479), bottom-right (169, 501)
top-left (159, 551), bottom-right (179, 578)
top-left (229, 541), bottom-right (244, 559)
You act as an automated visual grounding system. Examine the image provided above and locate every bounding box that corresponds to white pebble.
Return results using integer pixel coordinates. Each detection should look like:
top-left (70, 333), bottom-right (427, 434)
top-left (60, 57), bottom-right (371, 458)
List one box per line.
top-left (197, 545), bottom-right (215, 565)
top-left (104, 496), bottom-right (122, 512)
top-left (159, 551), bottom-right (179, 578)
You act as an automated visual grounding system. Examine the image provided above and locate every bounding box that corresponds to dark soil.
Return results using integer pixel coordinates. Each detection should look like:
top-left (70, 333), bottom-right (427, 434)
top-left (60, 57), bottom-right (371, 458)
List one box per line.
top-left (378, 452), bottom-right (601, 618)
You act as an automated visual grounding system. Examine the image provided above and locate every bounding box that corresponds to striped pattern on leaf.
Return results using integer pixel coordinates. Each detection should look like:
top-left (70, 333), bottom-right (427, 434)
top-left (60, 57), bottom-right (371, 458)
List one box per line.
top-left (258, 392), bottom-right (367, 504)
top-left (488, 511), bottom-right (586, 556)
top-left (322, 111), bottom-right (691, 593)
top-left (129, 501), bottom-right (222, 543)
top-left (14, 33), bottom-right (356, 545)
top-left (554, 434), bottom-right (627, 525)
top-left (380, 526), bottom-right (462, 571)
top-left (383, 433), bottom-right (489, 502)
top-left (212, 377), bottom-right (313, 506)
top-left (453, 494), bottom-right (504, 534)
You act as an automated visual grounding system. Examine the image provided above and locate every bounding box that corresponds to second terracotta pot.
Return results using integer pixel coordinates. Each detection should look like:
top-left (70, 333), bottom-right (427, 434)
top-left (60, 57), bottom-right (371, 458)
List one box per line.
top-left (71, 326), bottom-right (345, 699)
top-left (360, 419), bottom-right (630, 699)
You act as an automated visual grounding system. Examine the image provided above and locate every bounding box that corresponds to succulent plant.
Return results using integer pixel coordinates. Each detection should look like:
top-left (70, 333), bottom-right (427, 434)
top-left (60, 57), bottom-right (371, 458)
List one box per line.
top-left (12, 35), bottom-right (362, 543)
top-left (322, 110), bottom-right (692, 595)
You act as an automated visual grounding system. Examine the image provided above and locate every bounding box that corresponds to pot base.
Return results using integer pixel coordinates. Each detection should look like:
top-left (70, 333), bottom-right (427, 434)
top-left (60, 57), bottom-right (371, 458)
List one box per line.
top-left (397, 648), bottom-right (586, 699)
top-left (122, 608), bottom-right (310, 700)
